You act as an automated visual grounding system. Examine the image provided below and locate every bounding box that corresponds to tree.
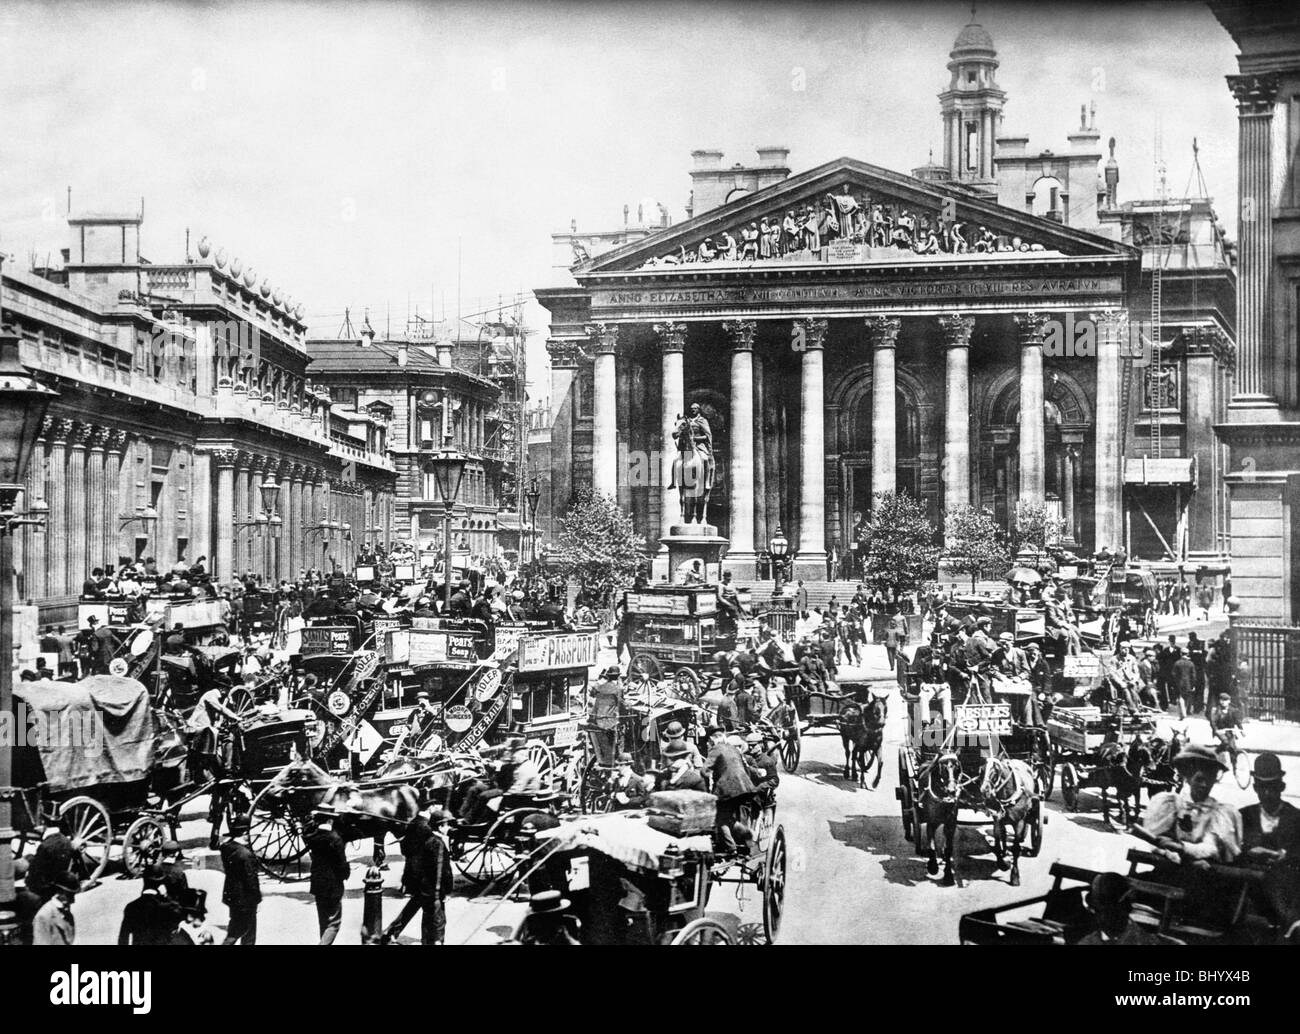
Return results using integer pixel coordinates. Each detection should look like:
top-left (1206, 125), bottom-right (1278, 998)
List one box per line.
top-left (859, 492), bottom-right (941, 599)
top-left (550, 488), bottom-right (646, 605)
top-left (943, 505), bottom-right (1012, 591)
top-left (1012, 500), bottom-right (1066, 567)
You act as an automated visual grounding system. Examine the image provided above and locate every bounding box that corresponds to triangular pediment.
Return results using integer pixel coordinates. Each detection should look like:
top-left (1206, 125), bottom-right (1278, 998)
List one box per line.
top-left (579, 156), bottom-right (1134, 276)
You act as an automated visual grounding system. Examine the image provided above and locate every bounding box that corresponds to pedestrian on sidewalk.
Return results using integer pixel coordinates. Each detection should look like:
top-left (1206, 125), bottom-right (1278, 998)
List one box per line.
top-left (1172, 648), bottom-right (1197, 721)
top-left (306, 810), bottom-right (350, 945)
top-left (381, 806), bottom-right (453, 944)
top-left (220, 814), bottom-right (261, 944)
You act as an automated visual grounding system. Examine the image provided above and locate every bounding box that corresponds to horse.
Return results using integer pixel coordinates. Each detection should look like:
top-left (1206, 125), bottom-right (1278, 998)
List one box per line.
top-left (670, 415), bottom-right (713, 525)
top-left (919, 752), bottom-right (964, 886)
top-left (978, 757), bottom-right (1038, 887)
top-left (838, 695), bottom-right (887, 788)
top-left (1074, 740), bottom-right (1144, 825)
top-left (264, 758), bottom-right (421, 845)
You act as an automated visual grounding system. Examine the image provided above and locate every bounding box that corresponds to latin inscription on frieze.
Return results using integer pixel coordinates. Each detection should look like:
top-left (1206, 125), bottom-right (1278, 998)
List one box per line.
top-left (595, 276), bottom-right (1122, 311)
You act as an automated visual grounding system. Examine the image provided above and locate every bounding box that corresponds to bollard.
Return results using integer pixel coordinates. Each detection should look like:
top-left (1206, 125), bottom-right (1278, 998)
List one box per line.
top-left (360, 864), bottom-right (384, 943)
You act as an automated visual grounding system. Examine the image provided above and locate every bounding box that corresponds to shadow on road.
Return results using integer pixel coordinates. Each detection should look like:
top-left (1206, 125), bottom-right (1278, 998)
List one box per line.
top-left (829, 813), bottom-right (1021, 890)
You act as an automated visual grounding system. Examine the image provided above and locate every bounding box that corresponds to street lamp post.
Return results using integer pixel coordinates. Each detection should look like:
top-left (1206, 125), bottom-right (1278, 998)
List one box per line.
top-left (769, 526), bottom-right (789, 601)
top-left (0, 323), bottom-right (58, 945)
top-left (423, 448), bottom-right (468, 612)
top-left (234, 476), bottom-right (282, 582)
top-left (525, 477), bottom-right (541, 566)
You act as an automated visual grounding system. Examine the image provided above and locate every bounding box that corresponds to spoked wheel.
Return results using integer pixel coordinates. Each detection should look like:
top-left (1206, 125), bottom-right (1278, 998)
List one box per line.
top-left (779, 722), bottom-right (802, 773)
top-left (247, 783), bottom-right (311, 881)
top-left (670, 918), bottom-right (734, 945)
top-left (762, 825), bottom-right (788, 944)
top-left (1060, 763), bottom-right (1079, 812)
top-left (1026, 797), bottom-right (1044, 857)
top-left (122, 815), bottom-right (169, 877)
top-left (579, 759), bottom-right (613, 815)
top-left (912, 799), bottom-right (927, 856)
top-left (526, 741), bottom-right (557, 792)
top-left (59, 796), bottom-right (112, 881)
top-left (454, 808), bottom-right (532, 888)
top-left (627, 653), bottom-right (662, 683)
top-left (227, 685), bottom-right (259, 720)
top-left (1035, 733), bottom-right (1055, 801)
top-left (672, 667), bottom-right (701, 702)
top-left (900, 782), bottom-right (914, 840)
top-left (1233, 750), bottom-right (1252, 790)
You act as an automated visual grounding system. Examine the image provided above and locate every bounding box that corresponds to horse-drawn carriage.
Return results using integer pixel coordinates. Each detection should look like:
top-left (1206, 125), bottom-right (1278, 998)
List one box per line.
top-left (897, 699), bottom-right (1045, 887)
top-left (624, 584), bottom-right (742, 699)
top-left (489, 803), bottom-right (788, 945)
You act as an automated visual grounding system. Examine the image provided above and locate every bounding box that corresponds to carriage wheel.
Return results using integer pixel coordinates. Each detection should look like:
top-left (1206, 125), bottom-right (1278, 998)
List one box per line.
top-left (670, 918), bottom-right (733, 945)
top-left (1060, 763), bottom-right (1079, 812)
top-left (779, 723), bottom-right (802, 774)
top-left (227, 685), bottom-right (258, 720)
top-left (122, 815), bottom-right (168, 877)
top-left (673, 667), bottom-right (701, 702)
top-left (578, 759), bottom-right (611, 814)
top-left (526, 741), bottom-right (557, 793)
top-left (911, 799), bottom-right (927, 856)
top-left (1035, 734), bottom-right (1056, 801)
top-left (627, 654), bottom-right (662, 683)
top-left (900, 783), bottom-right (914, 839)
top-left (58, 797), bottom-right (111, 881)
top-left (1233, 749), bottom-right (1252, 790)
top-left (1026, 798), bottom-right (1044, 857)
top-left (454, 808), bottom-right (530, 888)
top-left (247, 783), bottom-right (310, 881)
top-left (762, 825), bottom-right (787, 944)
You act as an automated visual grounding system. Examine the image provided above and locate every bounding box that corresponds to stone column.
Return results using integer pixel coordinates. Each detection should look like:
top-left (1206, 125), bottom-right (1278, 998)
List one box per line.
top-left (190, 448), bottom-right (212, 571)
top-left (25, 431), bottom-right (47, 601)
top-left (213, 450), bottom-right (236, 583)
top-left (106, 431), bottom-right (128, 567)
top-left (723, 319), bottom-right (756, 562)
top-left (288, 465), bottom-right (304, 580)
top-left (1062, 445), bottom-right (1077, 543)
top-left (795, 317), bottom-right (828, 569)
top-left (869, 316), bottom-right (901, 501)
top-left (589, 323), bottom-right (619, 500)
top-left (46, 419), bottom-right (71, 598)
top-left (233, 452), bottom-right (251, 578)
top-left (938, 315), bottom-right (975, 535)
top-left (752, 353), bottom-right (768, 554)
top-left (66, 424), bottom-right (90, 592)
top-left (653, 321), bottom-right (687, 556)
top-left (86, 427), bottom-right (108, 574)
top-left (1091, 309), bottom-right (1127, 550)
top-left (1226, 73), bottom-right (1279, 408)
top-left (1014, 312), bottom-right (1047, 505)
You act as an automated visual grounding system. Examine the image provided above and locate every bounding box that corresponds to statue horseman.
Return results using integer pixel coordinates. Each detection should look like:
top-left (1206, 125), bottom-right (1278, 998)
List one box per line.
top-left (670, 402), bottom-right (715, 526)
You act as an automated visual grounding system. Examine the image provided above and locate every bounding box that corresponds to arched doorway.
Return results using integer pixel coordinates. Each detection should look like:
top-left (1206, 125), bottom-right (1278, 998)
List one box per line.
top-left (984, 370), bottom-right (1091, 541)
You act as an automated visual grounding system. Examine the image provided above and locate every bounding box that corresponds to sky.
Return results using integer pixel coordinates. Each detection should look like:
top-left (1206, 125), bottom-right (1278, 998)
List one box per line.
top-left (0, 0), bottom-right (1241, 400)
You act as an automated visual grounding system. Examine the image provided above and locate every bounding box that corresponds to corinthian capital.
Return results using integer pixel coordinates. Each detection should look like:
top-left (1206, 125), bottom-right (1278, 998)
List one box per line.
top-left (936, 314), bottom-right (975, 348)
top-left (866, 316), bottom-right (900, 350)
top-left (721, 319), bottom-right (756, 352)
top-left (652, 321), bottom-right (688, 353)
top-left (1013, 311), bottom-right (1049, 345)
top-left (1227, 73), bottom-right (1279, 116)
top-left (586, 322), bottom-right (620, 355)
top-left (795, 317), bottom-right (829, 352)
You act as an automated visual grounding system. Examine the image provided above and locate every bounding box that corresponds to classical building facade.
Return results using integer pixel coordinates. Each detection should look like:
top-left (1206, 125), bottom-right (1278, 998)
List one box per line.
top-left (305, 322), bottom-right (525, 556)
top-left (536, 18), bottom-right (1236, 581)
top-left (1210, 2), bottom-right (1300, 622)
top-left (2, 210), bottom-right (396, 622)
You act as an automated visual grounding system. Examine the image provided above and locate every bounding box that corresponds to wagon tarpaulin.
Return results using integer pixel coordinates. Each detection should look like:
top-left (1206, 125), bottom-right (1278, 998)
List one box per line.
top-left (13, 675), bottom-right (157, 790)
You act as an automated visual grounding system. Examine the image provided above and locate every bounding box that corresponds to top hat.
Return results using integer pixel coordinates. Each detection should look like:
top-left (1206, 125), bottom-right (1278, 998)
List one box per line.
top-left (1252, 752), bottom-right (1285, 784)
top-left (51, 871), bottom-right (81, 896)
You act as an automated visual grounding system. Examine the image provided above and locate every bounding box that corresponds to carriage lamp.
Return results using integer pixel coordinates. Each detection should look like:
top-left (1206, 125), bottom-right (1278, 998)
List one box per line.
top-left (0, 318), bottom-right (59, 945)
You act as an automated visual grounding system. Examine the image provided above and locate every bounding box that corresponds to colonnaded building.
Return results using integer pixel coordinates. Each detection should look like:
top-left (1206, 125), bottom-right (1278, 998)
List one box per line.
top-left (536, 16), bottom-right (1237, 583)
top-left (1, 209), bottom-right (397, 623)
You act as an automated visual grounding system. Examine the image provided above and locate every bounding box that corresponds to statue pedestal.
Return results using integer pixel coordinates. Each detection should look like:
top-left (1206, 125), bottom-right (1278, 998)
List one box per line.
top-left (656, 524), bottom-right (728, 586)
